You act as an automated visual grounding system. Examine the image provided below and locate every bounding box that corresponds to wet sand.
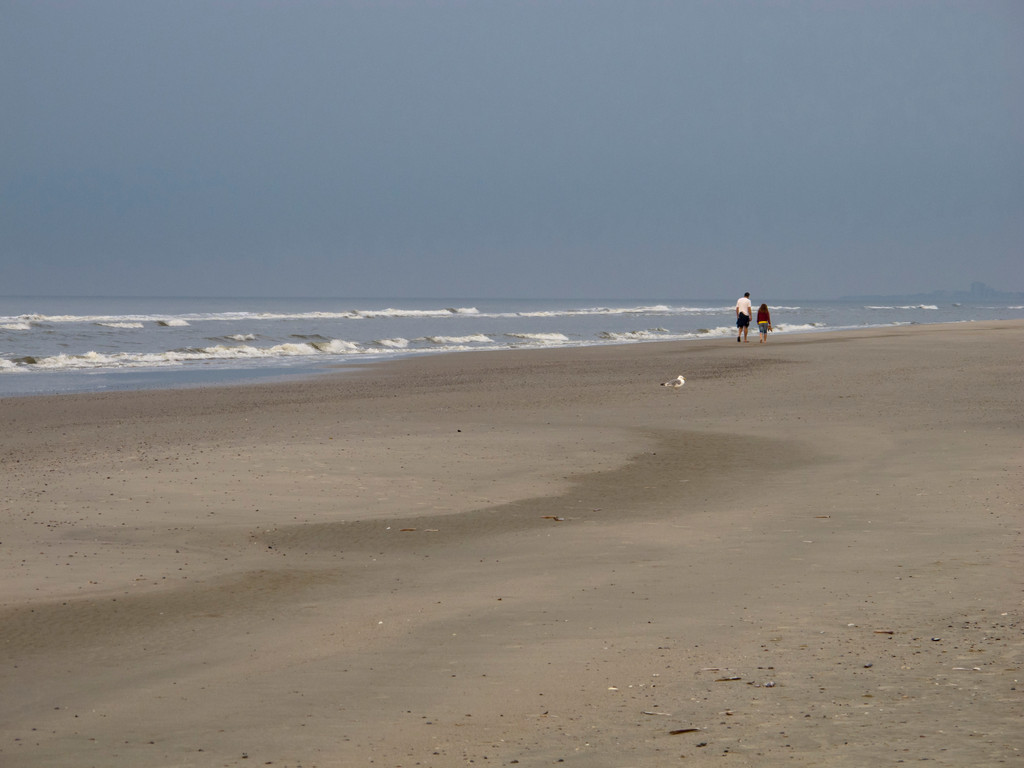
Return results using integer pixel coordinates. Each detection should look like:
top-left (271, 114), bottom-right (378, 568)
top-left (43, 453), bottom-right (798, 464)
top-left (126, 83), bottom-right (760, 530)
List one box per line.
top-left (1, 321), bottom-right (1021, 767)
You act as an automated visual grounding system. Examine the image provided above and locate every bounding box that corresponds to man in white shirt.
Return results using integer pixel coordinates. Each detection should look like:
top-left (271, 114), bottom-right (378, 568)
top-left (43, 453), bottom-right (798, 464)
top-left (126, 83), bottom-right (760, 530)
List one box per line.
top-left (736, 292), bottom-right (752, 342)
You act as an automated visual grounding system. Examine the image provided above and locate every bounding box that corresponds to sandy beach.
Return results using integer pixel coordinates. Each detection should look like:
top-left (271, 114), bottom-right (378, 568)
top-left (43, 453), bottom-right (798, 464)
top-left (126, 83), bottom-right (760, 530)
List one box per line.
top-left (1, 321), bottom-right (1021, 767)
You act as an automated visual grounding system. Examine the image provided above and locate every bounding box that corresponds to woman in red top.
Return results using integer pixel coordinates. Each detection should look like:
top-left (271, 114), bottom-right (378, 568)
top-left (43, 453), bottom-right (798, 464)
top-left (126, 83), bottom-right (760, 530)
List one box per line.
top-left (757, 303), bottom-right (772, 343)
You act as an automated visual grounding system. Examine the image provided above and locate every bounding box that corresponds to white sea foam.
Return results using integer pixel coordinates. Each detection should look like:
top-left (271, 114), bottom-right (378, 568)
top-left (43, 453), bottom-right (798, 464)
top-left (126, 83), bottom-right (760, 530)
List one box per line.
top-left (17, 338), bottom-right (368, 371)
top-left (422, 334), bottom-right (492, 344)
top-left (311, 340), bottom-right (361, 354)
top-left (208, 340), bottom-right (362, 358)
top-left (1, 322), bottom-right (32, 331)
top-left (6, 307), bottom-right (484, 325)
top-left (866, 305), bottom-right (939, 311)
top-left (97, 322), bottom-right (144, 329)
top-left (374, 338), bottom-right (410, 348)
top-left (359, 306), bottom-right (479, 318)
top-left (690, 325), bottom-right (747, 339)
top-left (598, 329), bottom-right (671, 341)
top-left (504, 332), bottom-right (570, 343)
top-left (515, 304), bottom-right (728, 318)
top-left (227, 334), bottom-right (257, 341)
top-left (6, 303), bottom-right (740, 326)
top-left (772, 323), bottom-right (827, 333)
top-left (31, 352), bottom-right (135, 370)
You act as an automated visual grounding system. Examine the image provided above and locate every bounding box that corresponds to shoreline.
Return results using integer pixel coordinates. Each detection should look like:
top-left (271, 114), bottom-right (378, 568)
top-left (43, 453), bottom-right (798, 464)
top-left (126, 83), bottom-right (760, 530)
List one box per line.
top-left (1, 321), bottom-right (1021, 766)
top-left (2, 317), bottom-right (1022, 401)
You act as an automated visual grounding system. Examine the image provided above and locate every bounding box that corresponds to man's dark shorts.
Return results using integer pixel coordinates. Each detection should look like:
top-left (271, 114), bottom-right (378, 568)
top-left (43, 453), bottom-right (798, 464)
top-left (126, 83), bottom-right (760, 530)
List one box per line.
top-left (736, 314), bottom-right (750, 328)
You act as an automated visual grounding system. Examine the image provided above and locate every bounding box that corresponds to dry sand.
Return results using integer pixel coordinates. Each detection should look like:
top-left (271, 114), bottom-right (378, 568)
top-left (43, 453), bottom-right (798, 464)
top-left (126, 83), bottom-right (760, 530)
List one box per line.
top-left (1, 321), bottom-right (1021, 767)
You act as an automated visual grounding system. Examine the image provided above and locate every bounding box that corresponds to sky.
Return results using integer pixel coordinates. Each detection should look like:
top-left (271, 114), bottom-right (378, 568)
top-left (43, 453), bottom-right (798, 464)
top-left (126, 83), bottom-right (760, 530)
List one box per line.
top-left (2, 0), bottom-right (1021, 299)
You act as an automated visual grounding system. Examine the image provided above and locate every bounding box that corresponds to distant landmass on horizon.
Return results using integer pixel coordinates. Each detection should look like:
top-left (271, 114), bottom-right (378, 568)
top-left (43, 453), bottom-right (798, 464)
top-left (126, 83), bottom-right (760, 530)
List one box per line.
top-left (841, 282), bottom-right (1024, 303)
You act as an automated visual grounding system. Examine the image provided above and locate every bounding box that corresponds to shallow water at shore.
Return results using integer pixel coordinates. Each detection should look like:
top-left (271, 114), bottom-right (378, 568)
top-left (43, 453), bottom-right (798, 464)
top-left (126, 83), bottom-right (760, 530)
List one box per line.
top-left (3, 295), bottom-right (1022, 396)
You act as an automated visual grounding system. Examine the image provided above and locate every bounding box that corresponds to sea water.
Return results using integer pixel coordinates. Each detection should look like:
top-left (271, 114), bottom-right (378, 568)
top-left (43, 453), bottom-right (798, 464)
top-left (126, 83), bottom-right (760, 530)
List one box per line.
top-left (1, 296), bottom-right (1021, 397)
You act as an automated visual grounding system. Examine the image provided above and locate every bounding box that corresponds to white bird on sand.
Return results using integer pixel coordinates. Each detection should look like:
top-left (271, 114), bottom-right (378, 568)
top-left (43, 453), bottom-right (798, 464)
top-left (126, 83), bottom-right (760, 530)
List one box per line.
top-left (661, 375), bottom-right (685, 388)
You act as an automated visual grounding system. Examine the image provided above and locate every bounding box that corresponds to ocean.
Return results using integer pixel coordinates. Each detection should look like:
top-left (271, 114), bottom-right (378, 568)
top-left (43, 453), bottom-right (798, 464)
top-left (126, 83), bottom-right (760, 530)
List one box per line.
top-left (1, 296), bottom-right (1021, 398)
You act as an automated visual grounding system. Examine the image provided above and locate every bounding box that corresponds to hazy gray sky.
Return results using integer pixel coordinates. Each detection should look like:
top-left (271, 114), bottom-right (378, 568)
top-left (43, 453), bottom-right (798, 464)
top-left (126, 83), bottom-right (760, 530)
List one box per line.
top-left (2, 0), bottom-right (1021, 298)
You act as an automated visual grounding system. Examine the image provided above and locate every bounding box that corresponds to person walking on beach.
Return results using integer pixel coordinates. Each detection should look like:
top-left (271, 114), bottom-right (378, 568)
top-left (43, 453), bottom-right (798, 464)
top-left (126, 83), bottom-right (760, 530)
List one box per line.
top-left (757, 303), bottom-right (773, 343)
top-left (736, 292), bottom-right (752, 342)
